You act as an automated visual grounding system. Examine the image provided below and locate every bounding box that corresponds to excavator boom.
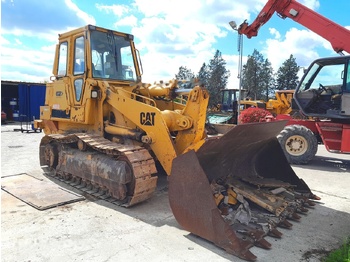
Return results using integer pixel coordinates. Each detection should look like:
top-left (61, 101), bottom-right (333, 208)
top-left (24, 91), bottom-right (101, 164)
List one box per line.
top-left (238, 0), bottom-right (350, 54)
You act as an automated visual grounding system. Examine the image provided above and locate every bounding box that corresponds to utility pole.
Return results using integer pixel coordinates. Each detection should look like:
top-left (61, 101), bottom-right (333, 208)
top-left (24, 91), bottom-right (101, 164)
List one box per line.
top-left (229, 21), bottom-right (243, 123)
top-left (237, 33), bottom-right (243, 119)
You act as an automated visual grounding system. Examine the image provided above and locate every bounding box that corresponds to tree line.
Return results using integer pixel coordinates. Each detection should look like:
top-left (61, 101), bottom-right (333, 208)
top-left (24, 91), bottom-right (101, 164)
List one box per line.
top-left (175, 49), bottom-right (300, 106)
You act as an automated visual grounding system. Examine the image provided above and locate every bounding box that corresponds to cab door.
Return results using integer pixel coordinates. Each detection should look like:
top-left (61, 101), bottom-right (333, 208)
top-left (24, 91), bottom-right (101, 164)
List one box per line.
top-left (43, 40), bottom-right (73, 121)
top-left (340, 58), bottom-right (350, 116)
top-left (70, 35), bottom-right (87, 123)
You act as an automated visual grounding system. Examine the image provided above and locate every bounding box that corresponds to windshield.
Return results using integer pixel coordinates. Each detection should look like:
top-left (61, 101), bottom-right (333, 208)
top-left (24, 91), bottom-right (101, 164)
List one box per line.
top-left (90, 30), bottom-right (137, 81)
top-left (298, 59), bottom-right (345, 94)
top-left (298, 63), bottom-right (319, 92)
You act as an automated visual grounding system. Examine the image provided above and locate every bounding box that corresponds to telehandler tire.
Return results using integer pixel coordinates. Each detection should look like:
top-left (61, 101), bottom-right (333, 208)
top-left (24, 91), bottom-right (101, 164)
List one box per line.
top-left (277, 124), bottom-right (318, 164)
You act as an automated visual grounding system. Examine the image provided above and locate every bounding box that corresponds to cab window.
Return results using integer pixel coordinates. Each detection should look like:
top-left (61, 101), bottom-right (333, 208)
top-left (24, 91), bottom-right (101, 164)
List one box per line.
top-left (346, 60), bottom-right (350, 92)
top-left (74, 36), bottom-right (85, 75)
top-left (57, 42), bottom-right (68, 76)
top-left (74, 79), bottom-right (83, 102)
top-left (90, 30), bottom-right (136, 81)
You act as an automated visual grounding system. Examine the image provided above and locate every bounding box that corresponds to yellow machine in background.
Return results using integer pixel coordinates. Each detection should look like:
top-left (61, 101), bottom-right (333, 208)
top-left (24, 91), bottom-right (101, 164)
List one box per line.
top-left (35, 25), bottom-right (318, 261)
top-left (266, 90), bottom-right (295, 115)
top-left (208, 89), bottom-right (294, 125)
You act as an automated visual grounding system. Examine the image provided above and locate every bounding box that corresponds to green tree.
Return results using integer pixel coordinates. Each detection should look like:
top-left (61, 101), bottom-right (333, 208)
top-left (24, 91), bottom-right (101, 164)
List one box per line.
top-left (241, 49), bottom-right (264, 100)
top-left (260, 58), bottom-right (275, 100)
top-left (206, 50), bottom-right (230, 106)
top-left (241, 49), bottom-right (275, 100)
top-left (197, 62), bottom-right (209, 87)
top-left (276, 54), bottom-right (299, 90)
top-left (175, 66), bottom-right (195, 81)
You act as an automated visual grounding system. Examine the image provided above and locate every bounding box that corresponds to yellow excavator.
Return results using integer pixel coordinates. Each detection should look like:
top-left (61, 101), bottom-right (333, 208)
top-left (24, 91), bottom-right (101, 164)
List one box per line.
top-left (35, 25), bottom-right (318, 261)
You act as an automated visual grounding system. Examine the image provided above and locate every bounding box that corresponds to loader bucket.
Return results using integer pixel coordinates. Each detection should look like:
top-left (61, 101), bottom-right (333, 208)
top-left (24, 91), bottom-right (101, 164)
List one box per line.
top-left (195, 121), bottom-right (311, 193)
top-left (168, 121), bottom-right (316, 261)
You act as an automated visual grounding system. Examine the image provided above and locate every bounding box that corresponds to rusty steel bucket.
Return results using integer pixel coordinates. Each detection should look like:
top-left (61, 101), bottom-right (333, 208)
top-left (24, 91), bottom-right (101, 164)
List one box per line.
top-left (168, 121), bottom-right (315, 261)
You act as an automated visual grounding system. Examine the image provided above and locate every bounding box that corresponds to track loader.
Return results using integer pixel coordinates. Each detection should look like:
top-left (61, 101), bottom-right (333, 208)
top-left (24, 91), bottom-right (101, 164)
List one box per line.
top-left (35, 25), bottom-right (318, 261)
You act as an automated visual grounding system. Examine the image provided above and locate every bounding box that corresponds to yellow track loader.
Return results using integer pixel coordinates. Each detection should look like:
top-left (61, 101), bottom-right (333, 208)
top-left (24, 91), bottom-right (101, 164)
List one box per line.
top-left (35, 25), bottom-right (318, 261)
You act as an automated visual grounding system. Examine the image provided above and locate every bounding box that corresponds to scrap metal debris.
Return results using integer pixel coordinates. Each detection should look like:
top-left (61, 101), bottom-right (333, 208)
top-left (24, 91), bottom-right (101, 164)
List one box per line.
top-left (209, 177), bottom-right (316, 248)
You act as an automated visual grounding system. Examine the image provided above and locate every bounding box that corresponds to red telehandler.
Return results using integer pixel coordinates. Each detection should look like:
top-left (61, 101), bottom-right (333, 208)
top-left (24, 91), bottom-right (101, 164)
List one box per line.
top-left (238, 0), bottom-right (350, 164)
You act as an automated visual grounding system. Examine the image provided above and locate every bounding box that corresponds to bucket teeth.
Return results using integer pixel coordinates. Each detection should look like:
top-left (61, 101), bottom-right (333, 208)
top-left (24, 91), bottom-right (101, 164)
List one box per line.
top-left (256, 238), bottom-right (272, 249)
top-left (227, 248), bottom-right (257, 262)
top-left (298, 207), bottom-right (309, 213)
top-left (225, 231), bottom-right (258, 260)
top-left (268, 228), bottom-right (283, 238)
top-left (306, 200), bottom-right (316, 207)
top-left (310, 194), bottom-right (321, 200)
top-left (232, 224), bottom-right (271, 249)
top-left (279, 219), bottom-right (293, 228)
top-left (290, 212), bottom-right (301, 221)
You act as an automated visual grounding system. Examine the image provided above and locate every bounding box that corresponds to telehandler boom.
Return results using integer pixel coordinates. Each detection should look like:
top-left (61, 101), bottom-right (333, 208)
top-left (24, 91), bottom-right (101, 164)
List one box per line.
top-left (238, 0), bottom-right (350, 54)
top-left (35, 24), bottom-right (318, 261)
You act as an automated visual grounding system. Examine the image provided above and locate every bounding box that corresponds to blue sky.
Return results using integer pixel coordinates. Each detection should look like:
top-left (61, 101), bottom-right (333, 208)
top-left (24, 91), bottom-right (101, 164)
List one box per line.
top-left (1, 0), bottom-right (349, 88)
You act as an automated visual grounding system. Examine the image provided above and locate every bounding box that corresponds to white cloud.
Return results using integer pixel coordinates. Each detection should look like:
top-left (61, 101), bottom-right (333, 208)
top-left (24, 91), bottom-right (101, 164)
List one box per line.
top-left (268, 28), bottom-right (281, 39)
top-left (95, 4), bottom-right (129, 17)
top-left (131, 14), bottom-right (225, 83)
top-left (15, 39), bottom-right (22, 45)
top-left (263, 27), bottom-right (329, 71)
top-left (0, 0), bottom-right (98, 82)
top-left (1, 71), bottom-right (50, 83)
top-left (126, 0), bottom-right (265, 85)
top-left (1, 27), bottom-right (58, 42)
top-left (132, 0), bottom-right (264, 27)
top-left (1, 36), bottom-right (10, 45)
top-left (224, 54), bottom-right (248, 89)
top-left (1, 44), bottom-right (54, 82)
top-left (140, 48), bottom-right (216, 83)
top-left (65, 0), bottom-right (96, 25)
top-left (114, 15), bottom-right (138, 28)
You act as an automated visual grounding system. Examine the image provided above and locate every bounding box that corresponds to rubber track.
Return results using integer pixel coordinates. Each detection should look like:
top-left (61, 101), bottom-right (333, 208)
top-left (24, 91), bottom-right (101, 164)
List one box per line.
top-left (43, 133), bottom-right (158, 207)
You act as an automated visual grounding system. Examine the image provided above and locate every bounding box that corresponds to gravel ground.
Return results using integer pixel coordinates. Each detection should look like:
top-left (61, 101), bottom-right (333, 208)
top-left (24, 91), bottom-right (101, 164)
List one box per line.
top-left (1, 123), bottom-right (350, 262)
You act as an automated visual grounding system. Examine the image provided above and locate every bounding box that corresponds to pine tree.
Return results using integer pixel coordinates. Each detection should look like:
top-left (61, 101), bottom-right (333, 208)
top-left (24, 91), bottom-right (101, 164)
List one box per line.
top-left (241, 49), bottom-right (275, 100)
top-left (175, 66), bottom-right (195, 81)
top-left (197, 62), bottom-right (209, 87)
top-left (276, 54), bottom-right (300, 90)
top-left (241, 49), bottom-right (264, 100)
top-left (206, 50), bottom-right (230, 106)
top-left (260, 58), bottom-right (275, 101)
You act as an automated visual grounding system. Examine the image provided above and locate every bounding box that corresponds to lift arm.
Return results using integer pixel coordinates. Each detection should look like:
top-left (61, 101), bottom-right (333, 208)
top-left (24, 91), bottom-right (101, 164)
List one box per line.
top-left (238, 0), bottom-right (350, 54)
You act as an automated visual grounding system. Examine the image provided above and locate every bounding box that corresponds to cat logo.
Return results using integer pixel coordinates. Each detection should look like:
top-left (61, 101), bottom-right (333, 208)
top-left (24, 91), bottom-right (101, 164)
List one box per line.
top-left (140, 112), bottom-right (156, 126)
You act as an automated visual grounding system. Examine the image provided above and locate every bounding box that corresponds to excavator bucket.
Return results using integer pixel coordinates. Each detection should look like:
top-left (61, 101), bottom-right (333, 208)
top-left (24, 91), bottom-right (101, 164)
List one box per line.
top-left (168, 121), bottom-right (317, 261)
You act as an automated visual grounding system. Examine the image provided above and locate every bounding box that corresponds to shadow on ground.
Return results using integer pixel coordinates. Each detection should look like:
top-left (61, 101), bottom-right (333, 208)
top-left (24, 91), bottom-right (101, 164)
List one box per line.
top-left (293, 154), bottom-right (349, 173)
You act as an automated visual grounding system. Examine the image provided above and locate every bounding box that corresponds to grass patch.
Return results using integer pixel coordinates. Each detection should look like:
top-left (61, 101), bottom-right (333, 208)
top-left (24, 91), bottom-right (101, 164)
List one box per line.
top-left (323, 238), bottom-right (350, 262)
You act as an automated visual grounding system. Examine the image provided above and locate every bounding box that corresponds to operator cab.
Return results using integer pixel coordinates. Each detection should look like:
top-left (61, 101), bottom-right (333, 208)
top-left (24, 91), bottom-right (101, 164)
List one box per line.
top-left (48, 25), bottom-right (142, 123)
top-left (55, 25), bottom-right (140, 83)
top-left (294, 56), bottom-right (350, 119)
